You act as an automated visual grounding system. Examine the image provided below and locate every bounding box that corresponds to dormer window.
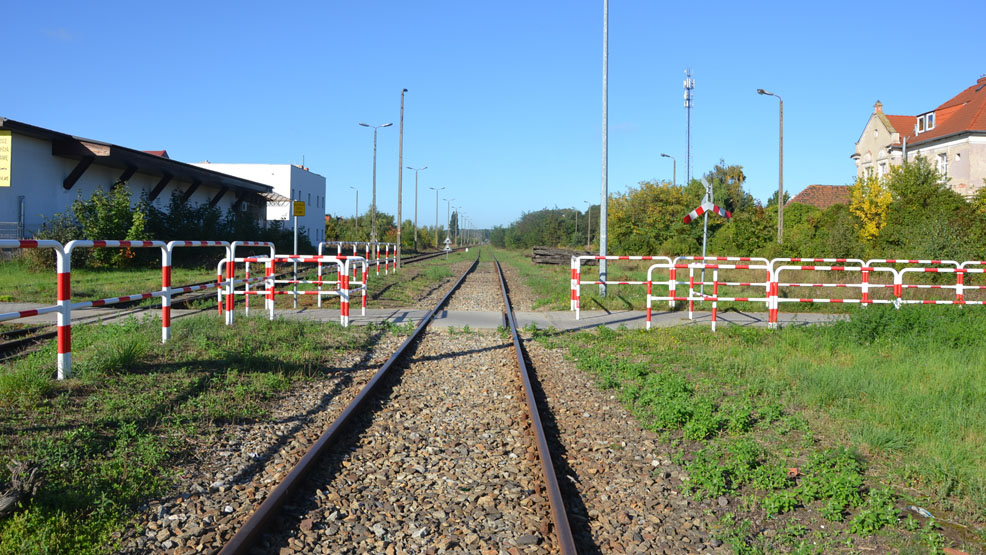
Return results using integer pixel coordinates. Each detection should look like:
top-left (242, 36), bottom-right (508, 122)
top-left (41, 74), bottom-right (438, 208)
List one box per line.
top-left (917, 116), bottom-right (925, 133)
top-left (926, 113), bottom-right (935, 130)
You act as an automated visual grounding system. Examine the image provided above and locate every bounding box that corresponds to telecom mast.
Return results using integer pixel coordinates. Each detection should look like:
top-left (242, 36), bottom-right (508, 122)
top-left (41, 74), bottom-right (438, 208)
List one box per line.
top-left (684, 69), bottom-right (694, 186)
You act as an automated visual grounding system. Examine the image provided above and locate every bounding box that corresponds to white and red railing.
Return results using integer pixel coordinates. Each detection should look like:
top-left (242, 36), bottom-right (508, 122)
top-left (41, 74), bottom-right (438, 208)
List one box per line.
top-left (569, 253), bottom-right (986, 331)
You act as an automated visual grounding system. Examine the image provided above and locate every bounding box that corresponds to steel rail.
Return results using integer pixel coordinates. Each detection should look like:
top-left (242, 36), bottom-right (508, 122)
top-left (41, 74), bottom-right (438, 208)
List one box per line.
top-left (219, 253), bottom-right (481, 555)
top-left (494, 256), bottom-right (578, 554)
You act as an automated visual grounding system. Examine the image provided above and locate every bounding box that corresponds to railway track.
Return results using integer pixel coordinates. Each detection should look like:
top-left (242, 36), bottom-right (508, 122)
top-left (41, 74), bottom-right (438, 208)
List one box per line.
top-left (214, 252), bottom-right (575, 554)
top-left (0, 249), bottom-right (461, 362)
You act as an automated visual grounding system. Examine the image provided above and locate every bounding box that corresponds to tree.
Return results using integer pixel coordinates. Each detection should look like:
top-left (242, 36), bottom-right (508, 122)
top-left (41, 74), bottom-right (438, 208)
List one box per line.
top-left (849, 172), bottom-right (892, 243)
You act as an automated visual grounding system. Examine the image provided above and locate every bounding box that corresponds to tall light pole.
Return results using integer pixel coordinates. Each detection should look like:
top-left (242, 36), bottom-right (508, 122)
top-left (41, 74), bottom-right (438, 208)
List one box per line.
top-left (599, 0), bottom-right (609, 296)
top-left (443, 197), bottom-right (454, 242)
top-left (661, 153), bottom-right (676, 186)
top-left (584, 200), bottom-right (592, 250)
top-left (406, 165), bottom-right (427, 252)
top-left (358, 121), bottom-right (392, 244)
top-left (757, 88), bottom-right (783, 244)
top-left (429, 186), bottom-right (445, 248)
top-left (349, 186), bottom-right (359, 240)
top-left (397, 89), bottom-right (407, 269)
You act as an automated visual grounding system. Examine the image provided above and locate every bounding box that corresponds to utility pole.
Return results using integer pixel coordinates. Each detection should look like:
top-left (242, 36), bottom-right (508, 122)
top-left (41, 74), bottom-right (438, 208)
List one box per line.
top-left (397, 89), bottom-right (407, 268)
top-left (358, 121), bottom-right (392, 244)
top-left (429, 186), bottom-right (445, 249)
top-left (600, 0), bottom-right (609, 297)
top-left (407, 166), bottom-right (427, 252)
top-left (349, 186), bottom-right (358, 240)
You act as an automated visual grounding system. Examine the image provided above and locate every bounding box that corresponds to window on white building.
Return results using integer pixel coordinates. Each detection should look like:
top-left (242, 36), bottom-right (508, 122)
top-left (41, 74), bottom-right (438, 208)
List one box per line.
top-left (937, 153), bottom-right (948, 175)
top-left (878, 162), bottom-right (888, 177)
top-left (916, 116), bottom-right (925, 133)
top-left (926, 113), bottom-right (935, 130)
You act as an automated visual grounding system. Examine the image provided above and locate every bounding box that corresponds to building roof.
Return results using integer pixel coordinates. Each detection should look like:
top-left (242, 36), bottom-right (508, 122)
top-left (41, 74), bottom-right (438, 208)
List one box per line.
top-left (902, 76), bottom-right (986, 147)
top-left (787, 185), bottom-right (851, 210)
top-left (143, 150), bottom-right (170, 159)
top-left (885, 115), bottom-right (916, 144)
top-left (0, 117), bottom-right (273, 196)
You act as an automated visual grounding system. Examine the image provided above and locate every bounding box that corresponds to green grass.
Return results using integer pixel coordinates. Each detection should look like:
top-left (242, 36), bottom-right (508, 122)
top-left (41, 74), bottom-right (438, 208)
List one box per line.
top-left (0, 257), bottom-right (217, 304)
top-left (537, 304), bottom-right (986, 552)
top-left (0, 313), bottom-right (394, 553)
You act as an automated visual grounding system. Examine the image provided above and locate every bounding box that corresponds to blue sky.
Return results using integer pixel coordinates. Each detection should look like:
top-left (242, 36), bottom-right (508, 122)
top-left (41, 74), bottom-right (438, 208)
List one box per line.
top-left (5, 1), bottom-right (985, 229)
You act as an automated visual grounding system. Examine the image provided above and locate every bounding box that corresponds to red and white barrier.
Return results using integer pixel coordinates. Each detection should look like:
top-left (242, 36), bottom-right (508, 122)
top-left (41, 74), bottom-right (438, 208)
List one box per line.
top-left (162, 241), bottom-right (230, 342)
top-left (317, 241), bottom-right (397, 307)
top-left (570, 255), bottom-right (672, 320)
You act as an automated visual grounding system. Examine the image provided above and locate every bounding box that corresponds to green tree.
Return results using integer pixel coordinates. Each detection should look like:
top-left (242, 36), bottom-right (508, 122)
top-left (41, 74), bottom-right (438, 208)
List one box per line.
top-left (72, 182), bottom-right (151, 267)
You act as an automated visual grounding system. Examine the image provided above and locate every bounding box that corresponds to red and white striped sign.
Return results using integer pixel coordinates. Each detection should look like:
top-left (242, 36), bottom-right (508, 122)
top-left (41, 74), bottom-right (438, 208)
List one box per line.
top-left (682, 202), bottom-right (732, 224)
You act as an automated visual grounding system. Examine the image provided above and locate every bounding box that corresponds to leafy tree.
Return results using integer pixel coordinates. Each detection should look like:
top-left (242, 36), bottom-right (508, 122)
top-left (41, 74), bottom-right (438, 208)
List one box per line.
top-left (849, 172), bottom-right (892, 243)
top-left (72, 182), bottom-right (151, 267)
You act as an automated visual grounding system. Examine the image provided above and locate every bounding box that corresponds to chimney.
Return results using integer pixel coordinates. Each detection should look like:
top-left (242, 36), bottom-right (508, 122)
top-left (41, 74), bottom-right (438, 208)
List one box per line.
top-left (874, 100), bottom-right (883, 114)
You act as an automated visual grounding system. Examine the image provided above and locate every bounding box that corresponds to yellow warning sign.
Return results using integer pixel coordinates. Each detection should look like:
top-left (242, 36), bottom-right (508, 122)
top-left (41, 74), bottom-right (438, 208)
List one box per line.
top-left (292, 201), bottom-right (306, 217)
top-left (0, 130), bottom-right (11, 188)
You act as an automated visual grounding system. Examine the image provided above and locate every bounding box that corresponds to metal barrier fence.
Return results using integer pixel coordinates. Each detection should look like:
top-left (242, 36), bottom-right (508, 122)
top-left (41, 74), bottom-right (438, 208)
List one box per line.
top-left (570, 253), bottom-right (986, 331)
top-left (0, 239), bottom-right (372, 379)
top-left (317, 241), bottom-right (397, 307)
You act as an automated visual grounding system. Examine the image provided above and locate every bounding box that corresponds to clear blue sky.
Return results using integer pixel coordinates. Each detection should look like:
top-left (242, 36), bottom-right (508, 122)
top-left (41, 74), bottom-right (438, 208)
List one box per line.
top-left (5, 1), bottom-right (985, 229)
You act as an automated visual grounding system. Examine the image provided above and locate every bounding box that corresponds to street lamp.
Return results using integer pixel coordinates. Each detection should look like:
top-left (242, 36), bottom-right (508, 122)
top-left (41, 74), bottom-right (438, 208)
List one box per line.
top-left (429, 186), bottom-right (445, 248)
top-left (443, 197), bottom-right (455, 244)
top-left (757, 88), bottom-right (783, 244)
top-left (397, 88), bottom-right (407, 269)
top-left (349, 186), bottom-right (359, 240)
top-left (584, 200), bottom-right (592, 250)
top-left (406, 165), bottom-right (428, 252)
top-left (660, 153), bottom-right (676, 187)
top-left (358, 121), bottom-right (393, 244)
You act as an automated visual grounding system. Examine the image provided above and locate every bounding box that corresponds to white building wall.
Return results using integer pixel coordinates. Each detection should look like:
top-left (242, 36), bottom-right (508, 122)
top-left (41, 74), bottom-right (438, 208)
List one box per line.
top-left (0, 133), bottom-right (256, 236)
top-left (192, 163), bottom-right (326, 247)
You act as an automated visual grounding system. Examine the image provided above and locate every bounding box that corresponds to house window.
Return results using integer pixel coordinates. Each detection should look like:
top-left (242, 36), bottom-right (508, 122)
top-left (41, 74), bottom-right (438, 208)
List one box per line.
top-left (878, 162), bottom-right (888, 177)
top-left (937, 153), bottom-right (948, 175)
top-left (926, 113), bottom-right (935, 130)
top-left (917, 116), bottom-right (925, 133)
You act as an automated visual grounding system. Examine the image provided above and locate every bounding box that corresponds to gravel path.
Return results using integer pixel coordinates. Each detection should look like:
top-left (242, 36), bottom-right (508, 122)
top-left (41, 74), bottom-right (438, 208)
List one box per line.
top-left (412, 259), bottom-right (477, 309)
top-left (521, 339), bottom-right (727, 555)
top-left (259, 261), bottom-right (557, 554)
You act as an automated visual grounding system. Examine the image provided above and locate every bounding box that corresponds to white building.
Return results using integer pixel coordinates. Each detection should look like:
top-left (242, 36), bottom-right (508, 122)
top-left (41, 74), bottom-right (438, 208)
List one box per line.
top-left (192, 163), bottom-right (325, 246)
top-left (0, 117), bottom-right (275, 239)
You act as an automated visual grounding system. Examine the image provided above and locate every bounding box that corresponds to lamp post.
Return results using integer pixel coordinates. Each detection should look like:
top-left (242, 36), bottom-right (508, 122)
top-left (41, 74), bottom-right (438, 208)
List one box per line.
top-left (429, 186), bottom-right (445, 248)
top-left (584, 200), bottom-right (592, 249)
top-left (660, 153), bottom-right (676, 186)
top-left (599, 0), bottom-right (609, 296)
top-left (349, 186), bottom-right (359, 240)
top-left (757, 88), bottom-right (783, 244)
top-left (358, 121), bottom-right (393, 244)
top-left (397, 89), bottom-right (407, 269)
top-left (443, 197), bottom-right (454, 243)
top-left (406, 165), bottom-right (427, 252)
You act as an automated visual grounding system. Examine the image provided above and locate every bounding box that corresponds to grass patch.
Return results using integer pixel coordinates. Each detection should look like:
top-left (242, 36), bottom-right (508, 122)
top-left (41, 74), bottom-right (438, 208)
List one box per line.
top-left (0, 313), bottom-right (392, 553)
top-left (541, 304), bottom-right (986, 551)
top-left (0, 257), bottom-right (217, 304)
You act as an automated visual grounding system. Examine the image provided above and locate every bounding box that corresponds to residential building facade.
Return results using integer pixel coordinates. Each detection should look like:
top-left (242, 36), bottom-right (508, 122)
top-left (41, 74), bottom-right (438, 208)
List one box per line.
top-left (852, 75), bottom-right (986, 197)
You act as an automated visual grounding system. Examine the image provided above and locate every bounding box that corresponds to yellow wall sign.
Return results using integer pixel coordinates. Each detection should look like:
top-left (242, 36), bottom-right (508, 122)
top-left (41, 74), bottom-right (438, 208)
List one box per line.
top-left (292, 201), bottom-right (306, 217)
top-left (0, 130), bottom-right (11, 188)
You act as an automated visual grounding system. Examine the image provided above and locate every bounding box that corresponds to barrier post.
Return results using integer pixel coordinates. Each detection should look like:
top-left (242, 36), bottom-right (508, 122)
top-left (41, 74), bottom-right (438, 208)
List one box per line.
top-left (55, 248), bottom-right (72, 379)
top-left (362, 259), bottom-right (368, 315)
top-left (162, 249), bottom-right (172, 343)
top-left (669, 266), bottom-right (677, 309)
top-left (646, 280), bottom-right (652, 330)
top-left (711, 268), bottom-right (719, 331)
top-left (861, 267), bottom-right (870, 306)
top-left (956, 270), bottom-right (965, 304)
top-left (688, 269), bottom-right (695, 320)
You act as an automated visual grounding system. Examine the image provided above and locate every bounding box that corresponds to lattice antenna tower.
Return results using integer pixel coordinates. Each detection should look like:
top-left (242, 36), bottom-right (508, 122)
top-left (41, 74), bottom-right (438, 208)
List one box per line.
top-left (684, 69), bottom-right (695, 186)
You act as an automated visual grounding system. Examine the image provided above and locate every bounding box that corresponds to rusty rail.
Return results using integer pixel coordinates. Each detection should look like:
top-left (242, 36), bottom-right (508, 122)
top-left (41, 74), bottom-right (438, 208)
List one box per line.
top-left (219, 253), bottom-right (480, 554)
top-left (495, 256), bottom-right (578, 554)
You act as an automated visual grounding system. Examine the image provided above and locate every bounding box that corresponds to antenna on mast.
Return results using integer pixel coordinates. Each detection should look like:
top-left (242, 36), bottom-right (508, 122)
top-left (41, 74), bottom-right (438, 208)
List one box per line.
top-left (684, 69), bottom-right (695, 187)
